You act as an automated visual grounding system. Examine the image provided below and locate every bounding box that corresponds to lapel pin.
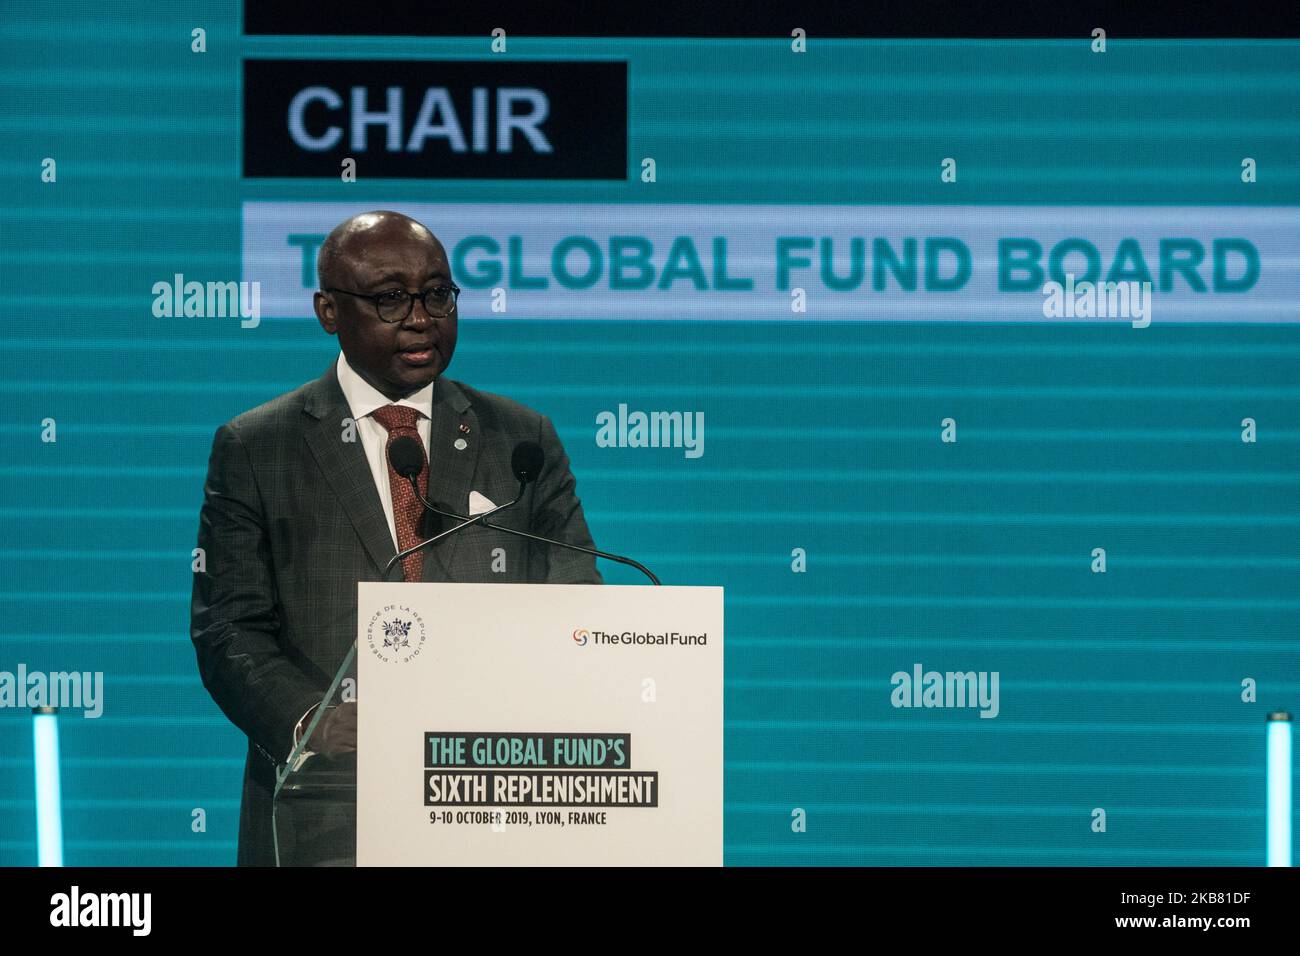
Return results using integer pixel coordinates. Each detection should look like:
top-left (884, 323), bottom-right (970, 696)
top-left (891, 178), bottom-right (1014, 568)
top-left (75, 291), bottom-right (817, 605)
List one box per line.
top-left (459, 423), bottom-right (470, 434)
top-left (454, 438), bottom-right (468, 451)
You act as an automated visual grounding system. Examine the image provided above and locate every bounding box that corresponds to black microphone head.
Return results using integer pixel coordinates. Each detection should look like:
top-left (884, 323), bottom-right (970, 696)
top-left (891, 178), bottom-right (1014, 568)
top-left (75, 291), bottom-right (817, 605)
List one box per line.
top-left (511, 440), bottom-right (545, 484)
top-left (388, 435), bottom-right (426, 480)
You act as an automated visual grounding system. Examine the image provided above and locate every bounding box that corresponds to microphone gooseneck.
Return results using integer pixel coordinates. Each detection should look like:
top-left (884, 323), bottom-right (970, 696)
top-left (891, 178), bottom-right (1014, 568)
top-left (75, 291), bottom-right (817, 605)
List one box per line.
top-left (383, 437), bottom-right (530, 576)
top-left (386, 437), bottom-right (660, 585)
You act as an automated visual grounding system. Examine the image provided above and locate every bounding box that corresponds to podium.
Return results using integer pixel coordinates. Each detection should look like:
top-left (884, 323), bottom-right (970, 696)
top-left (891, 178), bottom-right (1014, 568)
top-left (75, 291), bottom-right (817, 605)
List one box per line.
top-left (272, 582), bottom-right (723, 866)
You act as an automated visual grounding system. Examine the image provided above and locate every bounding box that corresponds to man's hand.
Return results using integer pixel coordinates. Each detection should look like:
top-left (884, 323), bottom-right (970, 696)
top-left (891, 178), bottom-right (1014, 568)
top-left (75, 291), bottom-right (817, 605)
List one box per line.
top-left (305, 702), bottom-right (357, 756)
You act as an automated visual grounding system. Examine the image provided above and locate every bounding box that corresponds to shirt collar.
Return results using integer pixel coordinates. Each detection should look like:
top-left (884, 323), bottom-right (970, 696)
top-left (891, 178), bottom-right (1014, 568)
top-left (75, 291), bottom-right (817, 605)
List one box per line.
top-left (335, 351), bottom-right (435, 423)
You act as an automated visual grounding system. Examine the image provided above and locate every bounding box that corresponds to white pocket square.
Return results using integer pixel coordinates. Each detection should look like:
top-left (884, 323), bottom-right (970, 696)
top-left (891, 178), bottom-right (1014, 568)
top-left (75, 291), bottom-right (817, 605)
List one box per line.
top-left (468, 490), bottom-right (497, 515)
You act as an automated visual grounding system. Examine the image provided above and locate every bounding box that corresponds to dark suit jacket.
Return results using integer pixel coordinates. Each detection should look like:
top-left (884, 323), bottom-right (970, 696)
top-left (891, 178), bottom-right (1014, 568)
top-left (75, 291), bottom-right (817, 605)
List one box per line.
top-left (190, 361), bottom-right (601, 866)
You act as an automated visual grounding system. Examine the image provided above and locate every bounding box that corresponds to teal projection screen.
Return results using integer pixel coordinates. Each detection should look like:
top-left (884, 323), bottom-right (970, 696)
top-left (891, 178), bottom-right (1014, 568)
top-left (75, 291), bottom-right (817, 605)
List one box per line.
top-left (1, 3), bottom-right (1298, 867)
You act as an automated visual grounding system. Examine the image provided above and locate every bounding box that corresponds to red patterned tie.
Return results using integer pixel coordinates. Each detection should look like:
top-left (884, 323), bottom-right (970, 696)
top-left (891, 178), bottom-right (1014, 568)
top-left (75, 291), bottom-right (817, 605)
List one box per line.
top-left (370, 404), bottom-right (429, 582)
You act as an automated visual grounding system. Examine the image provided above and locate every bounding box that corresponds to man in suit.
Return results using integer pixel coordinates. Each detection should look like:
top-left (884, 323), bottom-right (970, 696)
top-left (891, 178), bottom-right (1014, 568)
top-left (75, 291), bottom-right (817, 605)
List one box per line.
top-left (190, 210), bottom-right (602, 866)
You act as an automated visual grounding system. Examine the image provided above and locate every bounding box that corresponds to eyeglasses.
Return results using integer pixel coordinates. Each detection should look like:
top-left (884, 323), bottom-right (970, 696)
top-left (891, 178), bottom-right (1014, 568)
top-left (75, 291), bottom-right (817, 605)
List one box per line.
top-left (325, 283), bottom-right (460, 322)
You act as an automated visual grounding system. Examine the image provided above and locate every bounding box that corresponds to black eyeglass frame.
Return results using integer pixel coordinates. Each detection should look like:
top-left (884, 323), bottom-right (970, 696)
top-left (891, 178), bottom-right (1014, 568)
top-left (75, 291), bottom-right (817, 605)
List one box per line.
top-left (324, 283), bottom-right (461, 322)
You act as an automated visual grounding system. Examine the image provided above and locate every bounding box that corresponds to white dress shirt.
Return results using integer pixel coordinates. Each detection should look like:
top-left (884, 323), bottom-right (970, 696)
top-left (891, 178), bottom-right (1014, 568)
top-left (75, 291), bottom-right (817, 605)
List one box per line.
top-left (288, 351), bottom-right (436, 762)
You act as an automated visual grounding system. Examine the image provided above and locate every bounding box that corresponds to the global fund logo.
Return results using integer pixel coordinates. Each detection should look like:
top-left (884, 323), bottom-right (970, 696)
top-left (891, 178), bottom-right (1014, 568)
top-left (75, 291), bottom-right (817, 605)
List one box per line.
top-left (573, 628), bottom-right (709, 648)
top-left (243, 59), bottom-right (627, 179)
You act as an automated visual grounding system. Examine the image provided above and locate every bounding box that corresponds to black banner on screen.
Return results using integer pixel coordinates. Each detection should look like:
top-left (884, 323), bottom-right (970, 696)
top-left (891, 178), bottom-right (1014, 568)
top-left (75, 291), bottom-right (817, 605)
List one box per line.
top-left (243, 0), bottom-right (1300, 38)
top-left (243, 59), bottom-right (627, 180)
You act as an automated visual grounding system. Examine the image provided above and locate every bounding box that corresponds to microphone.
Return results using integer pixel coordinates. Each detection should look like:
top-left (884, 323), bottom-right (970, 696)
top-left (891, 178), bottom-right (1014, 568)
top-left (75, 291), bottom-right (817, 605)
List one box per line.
top-left (387, 435), bottom-right (441, 535)
top-left (384, 434), bottom-right (441, 538)
top-left (511, 440), bottom-right (544, 484)
top-left (387, 435), bottom-right (661, 585)
top-left (382, 438), bottom-right (533, 576)
top-left (389, 435), bottom-right (426, 482)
